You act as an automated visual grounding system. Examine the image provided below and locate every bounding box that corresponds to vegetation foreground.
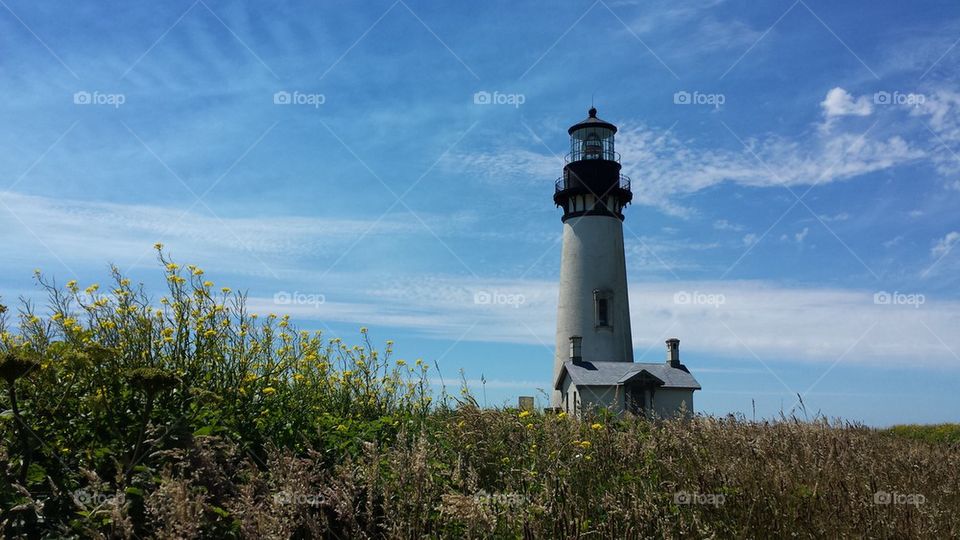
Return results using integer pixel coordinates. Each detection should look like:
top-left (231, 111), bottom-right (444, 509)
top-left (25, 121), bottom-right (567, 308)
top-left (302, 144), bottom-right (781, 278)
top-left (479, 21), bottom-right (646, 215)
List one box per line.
top-left (1, 250), bottom-right (957, 538)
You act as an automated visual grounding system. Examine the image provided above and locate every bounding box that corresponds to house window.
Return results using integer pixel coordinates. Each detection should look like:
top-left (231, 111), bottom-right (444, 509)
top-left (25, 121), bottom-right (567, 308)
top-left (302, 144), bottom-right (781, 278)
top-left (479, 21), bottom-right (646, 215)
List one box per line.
top-left (594, 289), bottom-right (613, 328)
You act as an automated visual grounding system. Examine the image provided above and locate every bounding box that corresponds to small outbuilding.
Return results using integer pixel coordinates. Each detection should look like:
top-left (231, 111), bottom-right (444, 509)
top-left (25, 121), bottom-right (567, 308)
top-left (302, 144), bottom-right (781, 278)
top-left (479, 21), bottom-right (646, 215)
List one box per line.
top-left (554, 338), bottom-right (700, 418)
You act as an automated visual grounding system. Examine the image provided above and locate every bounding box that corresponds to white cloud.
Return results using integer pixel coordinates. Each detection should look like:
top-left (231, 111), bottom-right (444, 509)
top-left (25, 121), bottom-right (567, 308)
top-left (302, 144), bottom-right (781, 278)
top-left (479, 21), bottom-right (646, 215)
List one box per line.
top-left (454, 119), bottom-right (922, 217)
top-left (0, 190), bottom-right (464, 278)
top-left (246, 277), bottom-right (960, 370)
top-left (883, 235), bottom-right (903, 248)
top-left (713, 219), bottom-right (744, 231)
top-left (742, 233), bottom-right (758, 246)
top-left (794, 227), bottom-right (810, 243)
top-left (821, 87), bottom-right (873, 118)
top-left (819, 212), bottom-right (849, 222)
top-left (932, 231), bottom-right (960, 257)
top-left (909, 88), bottom-right (960, 180)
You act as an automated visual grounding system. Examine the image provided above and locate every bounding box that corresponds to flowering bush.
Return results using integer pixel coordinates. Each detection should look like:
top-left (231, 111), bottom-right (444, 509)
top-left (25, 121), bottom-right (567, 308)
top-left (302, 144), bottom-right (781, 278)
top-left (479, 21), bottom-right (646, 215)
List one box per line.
top-left (0, 248), bottom-right (432, 536)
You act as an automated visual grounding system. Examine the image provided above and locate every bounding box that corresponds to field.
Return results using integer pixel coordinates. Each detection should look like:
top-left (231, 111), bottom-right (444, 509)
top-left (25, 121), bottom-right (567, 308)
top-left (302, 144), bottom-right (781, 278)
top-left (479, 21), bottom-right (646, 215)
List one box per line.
top-left (1, 252), bottom-right (958, 538)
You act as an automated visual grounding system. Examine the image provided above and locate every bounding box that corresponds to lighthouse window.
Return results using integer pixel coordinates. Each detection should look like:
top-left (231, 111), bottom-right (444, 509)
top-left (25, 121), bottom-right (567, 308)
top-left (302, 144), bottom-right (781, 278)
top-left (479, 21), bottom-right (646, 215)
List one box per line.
top-left (594, 289), bottom-right (613, 328)
top-left (597, 298), bottom-right (609, 326)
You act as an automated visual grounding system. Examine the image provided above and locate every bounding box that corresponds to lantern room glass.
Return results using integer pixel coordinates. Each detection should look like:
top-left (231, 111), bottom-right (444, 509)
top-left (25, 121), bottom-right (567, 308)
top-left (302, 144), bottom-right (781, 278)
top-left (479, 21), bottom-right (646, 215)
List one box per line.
top-left (568, 126), bottom-right (616, 162)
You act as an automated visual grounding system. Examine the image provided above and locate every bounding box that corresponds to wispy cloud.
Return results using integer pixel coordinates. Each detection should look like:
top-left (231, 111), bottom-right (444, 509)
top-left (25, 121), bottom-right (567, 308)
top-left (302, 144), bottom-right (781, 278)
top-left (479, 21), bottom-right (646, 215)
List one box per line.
top-left (245, 276), bottom-right (960, 369)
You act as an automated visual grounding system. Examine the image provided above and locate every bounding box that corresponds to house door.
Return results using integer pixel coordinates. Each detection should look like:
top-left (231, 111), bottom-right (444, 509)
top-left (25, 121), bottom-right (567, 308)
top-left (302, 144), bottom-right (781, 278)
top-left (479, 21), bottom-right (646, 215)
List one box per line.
top-left (626, 384), bottom-right (646, 414)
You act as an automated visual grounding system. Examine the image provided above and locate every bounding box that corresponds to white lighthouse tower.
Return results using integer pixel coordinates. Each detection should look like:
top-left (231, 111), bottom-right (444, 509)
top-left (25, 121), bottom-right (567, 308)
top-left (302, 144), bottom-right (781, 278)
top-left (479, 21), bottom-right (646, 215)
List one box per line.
top-left (552, 107), bottom-right (634, 406)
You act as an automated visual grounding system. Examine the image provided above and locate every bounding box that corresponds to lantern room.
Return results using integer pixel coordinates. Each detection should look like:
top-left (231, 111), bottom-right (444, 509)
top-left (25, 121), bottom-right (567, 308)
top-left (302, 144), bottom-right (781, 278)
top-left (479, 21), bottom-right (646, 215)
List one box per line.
top-left (567, 107), bottom-right (617, 162)
top-left (554, 107), bottom-right (632, 221)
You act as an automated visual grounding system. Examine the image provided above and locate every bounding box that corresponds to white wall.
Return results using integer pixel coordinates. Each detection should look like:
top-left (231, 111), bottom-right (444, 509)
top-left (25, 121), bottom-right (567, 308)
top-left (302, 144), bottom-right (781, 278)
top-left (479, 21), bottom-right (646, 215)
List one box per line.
top-left (553, 214), bottom-right (633, 405)
top-left (560, 380), bottom-right (695, 419)
top-left (651, 388), bottom-right (695, 419)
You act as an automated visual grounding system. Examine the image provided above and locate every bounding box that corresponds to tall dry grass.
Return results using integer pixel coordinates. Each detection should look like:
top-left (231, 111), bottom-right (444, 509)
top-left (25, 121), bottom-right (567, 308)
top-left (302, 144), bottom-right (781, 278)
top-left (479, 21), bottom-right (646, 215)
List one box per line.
top-left (1, 252), bottom-right (957, 538)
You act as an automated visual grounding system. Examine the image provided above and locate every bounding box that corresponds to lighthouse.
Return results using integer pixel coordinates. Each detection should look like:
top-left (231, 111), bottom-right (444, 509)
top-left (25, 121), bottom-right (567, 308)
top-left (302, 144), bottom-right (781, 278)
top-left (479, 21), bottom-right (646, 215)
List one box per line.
top-left (551, 108), bottom-right (700, 416)
top-left (552, 107), bottom-right (634, 406)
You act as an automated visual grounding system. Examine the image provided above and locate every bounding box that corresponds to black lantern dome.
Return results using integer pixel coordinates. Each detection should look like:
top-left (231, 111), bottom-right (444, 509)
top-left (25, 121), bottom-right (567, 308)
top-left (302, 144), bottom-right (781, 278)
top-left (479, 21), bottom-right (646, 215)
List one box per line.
top-left (554, 108), bottom-right (632, 221)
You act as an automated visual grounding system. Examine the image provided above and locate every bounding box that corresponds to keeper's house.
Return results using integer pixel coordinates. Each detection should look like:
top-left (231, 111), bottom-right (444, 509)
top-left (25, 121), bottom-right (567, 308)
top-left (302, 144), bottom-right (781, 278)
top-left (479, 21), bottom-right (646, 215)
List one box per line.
top-left (554, 338), bottom-right (700, 417)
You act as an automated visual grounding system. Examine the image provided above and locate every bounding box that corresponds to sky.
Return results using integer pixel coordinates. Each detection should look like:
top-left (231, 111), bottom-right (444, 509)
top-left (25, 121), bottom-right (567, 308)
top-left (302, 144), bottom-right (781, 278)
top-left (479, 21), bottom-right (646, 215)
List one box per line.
top-left (1, 0), bottom-right (959, 426)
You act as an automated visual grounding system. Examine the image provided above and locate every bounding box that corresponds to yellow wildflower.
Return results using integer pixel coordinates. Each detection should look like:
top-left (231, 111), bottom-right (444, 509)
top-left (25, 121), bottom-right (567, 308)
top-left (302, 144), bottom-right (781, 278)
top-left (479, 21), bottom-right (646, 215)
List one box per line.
top-left (518, 410), bottom-right (531, 419)
top-left (557, 412), bottom-right (568, 420)
top-left (262, 387), bottom-right (276, 395)
top-left (580, 440), bottom-right (592, 449)
top-left (591, 423), bottom-right (603, 430)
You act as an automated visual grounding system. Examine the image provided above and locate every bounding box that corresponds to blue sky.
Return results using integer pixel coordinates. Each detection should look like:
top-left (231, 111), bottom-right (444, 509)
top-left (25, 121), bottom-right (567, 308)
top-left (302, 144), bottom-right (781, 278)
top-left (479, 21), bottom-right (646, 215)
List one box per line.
top-left (2, 0), bottom-right (959, 425)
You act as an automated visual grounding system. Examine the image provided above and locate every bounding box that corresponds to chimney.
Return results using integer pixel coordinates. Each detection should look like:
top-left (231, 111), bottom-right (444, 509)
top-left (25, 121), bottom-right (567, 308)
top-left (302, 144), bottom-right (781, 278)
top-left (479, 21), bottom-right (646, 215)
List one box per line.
top-left (569, 336), bottom-right (583, 362)
top-left (666, 338), bottom-right (680, 367)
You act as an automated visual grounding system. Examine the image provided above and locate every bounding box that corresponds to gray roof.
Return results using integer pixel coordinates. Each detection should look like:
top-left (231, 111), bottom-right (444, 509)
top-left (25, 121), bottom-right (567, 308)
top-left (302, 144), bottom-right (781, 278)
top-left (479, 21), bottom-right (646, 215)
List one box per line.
top-left (555, 361), bottom-right (701, 391)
